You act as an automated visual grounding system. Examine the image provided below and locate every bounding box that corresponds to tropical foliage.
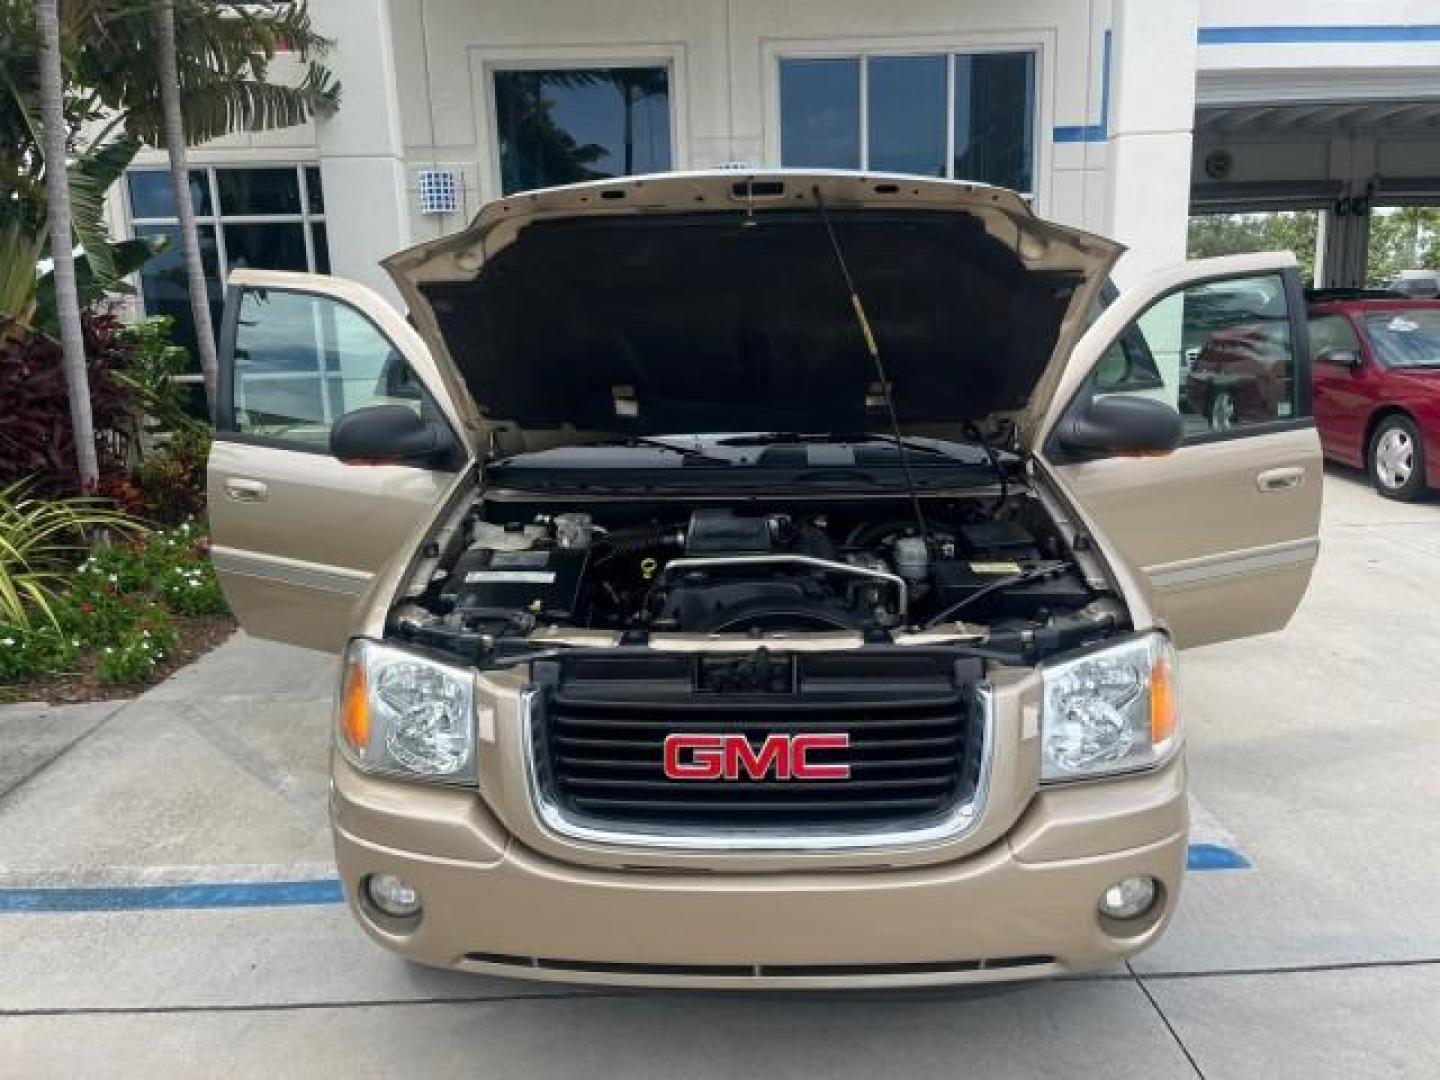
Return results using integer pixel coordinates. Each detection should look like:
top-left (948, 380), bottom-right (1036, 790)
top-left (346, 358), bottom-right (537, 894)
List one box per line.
top-left (0, 0), bottom-right (339, 337)
top-left (0, 478), bottom-right (143, 630)
top-left (1, 520), bottom-right (225, 685)
top-left (1187, 206), bottom-right (1440, 288)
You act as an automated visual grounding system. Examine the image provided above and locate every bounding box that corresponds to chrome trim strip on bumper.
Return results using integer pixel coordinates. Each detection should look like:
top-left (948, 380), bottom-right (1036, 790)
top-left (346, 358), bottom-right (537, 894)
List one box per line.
top-left (210, 546), bottom-right (372, 596)
top-left (1146, 537), bottom-right (1319, 590)
top-left (518, 683), bottom-right (996, 854)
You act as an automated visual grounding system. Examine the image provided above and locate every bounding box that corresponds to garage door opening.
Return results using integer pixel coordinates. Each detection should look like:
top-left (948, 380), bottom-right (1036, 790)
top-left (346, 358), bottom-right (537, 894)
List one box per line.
top-left (1192, 98), bottom-right (1440, 290)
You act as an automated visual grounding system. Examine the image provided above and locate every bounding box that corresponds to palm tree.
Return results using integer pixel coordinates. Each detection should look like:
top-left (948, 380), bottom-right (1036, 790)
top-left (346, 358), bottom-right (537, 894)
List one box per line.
top-left (76, 0), bottom-right (339, 417)
top-left (35, 0), bottom-right (98, 488)
top-left (150, 0), bottom-right (217, 417)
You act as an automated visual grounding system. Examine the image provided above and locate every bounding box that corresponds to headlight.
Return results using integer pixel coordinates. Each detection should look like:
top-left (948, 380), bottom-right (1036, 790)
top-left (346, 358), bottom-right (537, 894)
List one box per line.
top-left (1040, 632), bottom-right (1179, 782)
top-left (336, 639), bottom-right (477, 783)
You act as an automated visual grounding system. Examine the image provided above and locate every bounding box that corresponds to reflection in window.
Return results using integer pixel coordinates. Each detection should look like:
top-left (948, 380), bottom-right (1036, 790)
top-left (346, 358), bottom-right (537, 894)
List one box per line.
top-left (779, 51), bottom-right (1037, 192)
top-left (126, 165), bottom-right (329, 371)
top-left (1097, 273), bottom-right (1298, 438)
top-left (224, 222), bottom-right (309, 274)
top-left (133, 222), bottom-right (223, 363)
top-left (231, 291), bottom-right (419, 446)
top-left (954, 53), bottom-right (1035, 192)
top-left (1363, 309), bottom-right (1440, 368)
top-left (494, 67), bottom-right (672, 195)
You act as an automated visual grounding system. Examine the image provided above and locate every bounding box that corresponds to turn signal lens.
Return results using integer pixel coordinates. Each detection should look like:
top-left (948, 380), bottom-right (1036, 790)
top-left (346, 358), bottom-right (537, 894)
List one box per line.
top-left (339, 654), bottom-right (369, 756)
top-left (1150, 644), bottom-right (1179, 752)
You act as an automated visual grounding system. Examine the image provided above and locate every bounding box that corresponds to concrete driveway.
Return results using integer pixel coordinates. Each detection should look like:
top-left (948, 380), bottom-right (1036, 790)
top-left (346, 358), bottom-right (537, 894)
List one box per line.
top-left (1, 468), bottom-right (1437, 1078)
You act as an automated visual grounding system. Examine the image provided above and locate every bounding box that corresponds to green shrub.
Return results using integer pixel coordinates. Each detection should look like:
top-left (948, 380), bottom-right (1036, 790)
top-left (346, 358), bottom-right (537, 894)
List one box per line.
top-left (137, 429), bottom-right (211, 525)
top-left (0, 624), bottom-right (81, 682)
top-left (95, 610), bottom-right (178, 685)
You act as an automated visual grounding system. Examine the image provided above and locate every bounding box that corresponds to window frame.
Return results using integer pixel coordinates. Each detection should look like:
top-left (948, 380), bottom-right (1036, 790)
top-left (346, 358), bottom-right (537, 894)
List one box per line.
top-left (124, 162), bottom-right (329, 386)
top-left (126, 162), bottom-right (328, 289)
top-left (474, 45), bottom-right (689, 201)
top-left (764, 33), bottom-right (1052, 204)
top-left (215, 284), bottom-right (461, 466)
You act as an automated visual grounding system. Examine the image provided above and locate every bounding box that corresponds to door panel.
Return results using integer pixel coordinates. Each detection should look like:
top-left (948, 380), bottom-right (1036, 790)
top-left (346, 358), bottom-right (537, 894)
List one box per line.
top-left (1038, 254), bottom-right (1322, 649)
top-left (1309, 313), bottom-right (1368, 466)
top-left (208, 271), bottom-right (473, 652)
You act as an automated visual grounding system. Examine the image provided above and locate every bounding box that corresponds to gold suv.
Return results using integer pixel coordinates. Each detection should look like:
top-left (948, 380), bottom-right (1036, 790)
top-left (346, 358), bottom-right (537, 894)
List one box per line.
top-left (208, 172), bottom-right (1321, 988)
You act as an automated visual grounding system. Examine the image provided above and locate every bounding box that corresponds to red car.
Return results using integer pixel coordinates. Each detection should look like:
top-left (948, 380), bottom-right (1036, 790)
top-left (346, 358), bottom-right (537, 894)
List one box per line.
top-left (1308, 294), bottom-right (1440, 500)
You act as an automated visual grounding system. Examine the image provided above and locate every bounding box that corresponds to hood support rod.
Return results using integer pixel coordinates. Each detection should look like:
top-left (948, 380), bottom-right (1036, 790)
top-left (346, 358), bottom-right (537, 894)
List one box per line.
top-left (812, 186), bottom-right (932, 554)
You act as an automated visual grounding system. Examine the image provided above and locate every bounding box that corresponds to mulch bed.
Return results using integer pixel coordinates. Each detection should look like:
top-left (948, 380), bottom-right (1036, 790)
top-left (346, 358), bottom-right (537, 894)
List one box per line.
top-left (0, 614), bottom-right (237, 706)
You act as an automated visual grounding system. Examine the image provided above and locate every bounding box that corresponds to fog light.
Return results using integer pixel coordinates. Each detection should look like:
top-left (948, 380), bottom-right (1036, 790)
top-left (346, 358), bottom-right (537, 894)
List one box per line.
top-left (365, 873), bottom-right (422, 919)
top-left (1099, 876), bottom-right (1159, 920)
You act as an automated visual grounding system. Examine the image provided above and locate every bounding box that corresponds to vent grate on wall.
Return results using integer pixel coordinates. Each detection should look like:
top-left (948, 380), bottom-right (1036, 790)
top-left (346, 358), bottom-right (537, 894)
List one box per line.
top-left (417, 168), bottom-right (461, 215)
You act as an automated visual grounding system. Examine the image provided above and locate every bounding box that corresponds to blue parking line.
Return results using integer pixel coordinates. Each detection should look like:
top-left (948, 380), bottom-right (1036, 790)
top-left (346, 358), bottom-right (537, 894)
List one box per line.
top-left (0, 878), bottom-right (344, 913)
top-left (1187, 844), bottom-right (1251, 871)
top-left (0, 844), bottom-right (1251, 913)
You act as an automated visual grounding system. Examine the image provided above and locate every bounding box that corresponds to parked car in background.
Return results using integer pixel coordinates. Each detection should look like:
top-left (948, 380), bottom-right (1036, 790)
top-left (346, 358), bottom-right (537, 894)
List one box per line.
top-left (1387, 269), bottom-right (1440, 299)
top-left (1308, 291), bottom-right (1440, 500)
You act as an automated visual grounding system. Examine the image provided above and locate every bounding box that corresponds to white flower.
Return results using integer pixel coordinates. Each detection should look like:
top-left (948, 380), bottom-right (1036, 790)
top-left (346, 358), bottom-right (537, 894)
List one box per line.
top-left (71, 640), bottom-right (80, 647)
top-left (1, 638), bottom-right (14, 647)
top-left (104, 647), bottom-right (114, 655)
top-left (108, 574), bottom-right (118, 584)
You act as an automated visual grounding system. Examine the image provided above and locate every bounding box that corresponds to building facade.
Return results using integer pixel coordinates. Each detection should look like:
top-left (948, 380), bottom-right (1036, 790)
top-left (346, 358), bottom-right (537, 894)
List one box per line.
top-left (113, 0), bottom-right (1440, 356)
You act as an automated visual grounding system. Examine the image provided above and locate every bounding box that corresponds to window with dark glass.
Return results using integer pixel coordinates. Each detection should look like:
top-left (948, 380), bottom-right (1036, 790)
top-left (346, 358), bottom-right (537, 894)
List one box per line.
top-left (126, 164), bottom-right (329, 368)
top-left (494, 66), bottom-right (673, 195)
top-left (780, 58), bottom-right (860, 169)
top-left (779, 50), bottom-right (1037, 192)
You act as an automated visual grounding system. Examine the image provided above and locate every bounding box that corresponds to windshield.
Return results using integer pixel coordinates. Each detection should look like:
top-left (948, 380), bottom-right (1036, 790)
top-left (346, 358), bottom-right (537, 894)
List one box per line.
top-left (1364, 309), bottom-right (1440, 368)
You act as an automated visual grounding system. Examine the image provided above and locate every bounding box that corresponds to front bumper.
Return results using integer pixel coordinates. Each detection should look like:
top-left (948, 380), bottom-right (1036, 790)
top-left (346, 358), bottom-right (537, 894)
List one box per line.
top-left (331, 755), bottom-right (1188, 989)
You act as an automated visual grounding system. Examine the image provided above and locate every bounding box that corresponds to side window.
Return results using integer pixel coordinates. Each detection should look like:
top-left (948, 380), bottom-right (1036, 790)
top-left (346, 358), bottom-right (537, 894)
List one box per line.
top-left (1308, 315), bottom-right (1361, 362)
top-left (1084, 273), bottom-right (1301, 439)
top-left (226, 289), bottom-right (422, 447)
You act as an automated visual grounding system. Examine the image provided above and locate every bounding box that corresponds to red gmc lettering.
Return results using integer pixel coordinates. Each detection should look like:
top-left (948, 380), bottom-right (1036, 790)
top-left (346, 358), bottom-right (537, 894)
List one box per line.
top-left (663, 733), bottom-right (851, 781)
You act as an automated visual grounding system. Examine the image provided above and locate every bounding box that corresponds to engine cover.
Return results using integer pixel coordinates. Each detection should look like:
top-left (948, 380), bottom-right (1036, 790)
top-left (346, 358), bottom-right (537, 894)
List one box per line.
top-left (654, 572), bottom-right (864, 633)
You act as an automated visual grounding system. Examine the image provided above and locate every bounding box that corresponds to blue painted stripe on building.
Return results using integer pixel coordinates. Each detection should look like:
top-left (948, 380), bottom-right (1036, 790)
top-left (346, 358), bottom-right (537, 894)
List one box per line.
top-left (1053, 124), bottom-right (1106, 144)
top-left (1186, 843), bottom-right (1251, 871)
top-left (0, 878), bottom-right (344, 913)
top-left (1052, 29), bottom-right (1111, 145)
top-left (1200, 25), bottom-right (1440, 46)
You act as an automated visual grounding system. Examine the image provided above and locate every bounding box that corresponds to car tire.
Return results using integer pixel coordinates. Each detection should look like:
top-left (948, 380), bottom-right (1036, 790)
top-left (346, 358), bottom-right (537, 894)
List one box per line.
top-left (1369, 414), bottom-right (1428, 501)
top-left (1208, 389), bottom-right (1236, 433)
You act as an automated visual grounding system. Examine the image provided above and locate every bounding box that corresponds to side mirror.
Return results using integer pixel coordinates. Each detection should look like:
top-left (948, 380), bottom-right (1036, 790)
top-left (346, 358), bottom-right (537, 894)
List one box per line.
top-left (1055, 394), bottom-right (1184, 460)
top-left (330, 404), bottom-right (450, 467)
top-left (1317, 347), bottom-right (1361, 370)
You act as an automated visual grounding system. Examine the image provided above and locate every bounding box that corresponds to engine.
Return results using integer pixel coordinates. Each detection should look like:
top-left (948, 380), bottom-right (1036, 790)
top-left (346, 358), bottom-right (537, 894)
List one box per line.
top-left (407, 498), bottom-right (1097, 646)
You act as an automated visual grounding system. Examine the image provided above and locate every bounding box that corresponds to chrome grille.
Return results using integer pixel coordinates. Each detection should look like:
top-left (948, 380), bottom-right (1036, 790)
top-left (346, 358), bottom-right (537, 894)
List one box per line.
top-left (526, 649), bottom-right (987, 841)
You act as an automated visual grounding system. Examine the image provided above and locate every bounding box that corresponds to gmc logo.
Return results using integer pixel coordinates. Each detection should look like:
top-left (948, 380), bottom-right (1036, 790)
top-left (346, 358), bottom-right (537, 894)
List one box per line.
top-left (663, 733), bottom-right (851, 781)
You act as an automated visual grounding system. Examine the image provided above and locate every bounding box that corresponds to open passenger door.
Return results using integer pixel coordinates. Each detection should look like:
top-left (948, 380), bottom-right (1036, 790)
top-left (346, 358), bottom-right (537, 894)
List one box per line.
top-left (1033, 253), bottom-right (1322, 648)
top-left (207, 270), bottom-right (473, 652)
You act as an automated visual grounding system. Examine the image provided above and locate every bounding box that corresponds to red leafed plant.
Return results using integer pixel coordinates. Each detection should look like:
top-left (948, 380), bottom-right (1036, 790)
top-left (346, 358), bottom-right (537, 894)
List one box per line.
top-left (0, 309), bottom-right (140, 498)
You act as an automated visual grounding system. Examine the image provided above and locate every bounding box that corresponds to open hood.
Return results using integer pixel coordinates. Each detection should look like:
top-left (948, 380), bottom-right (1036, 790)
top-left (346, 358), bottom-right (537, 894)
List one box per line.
top-left (385, 171), bottom-right (1121, 450)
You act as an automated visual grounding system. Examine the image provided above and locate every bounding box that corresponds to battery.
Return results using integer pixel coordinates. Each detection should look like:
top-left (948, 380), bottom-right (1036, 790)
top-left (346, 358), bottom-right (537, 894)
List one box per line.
top-left (439, 546), bottom-right (589, 620)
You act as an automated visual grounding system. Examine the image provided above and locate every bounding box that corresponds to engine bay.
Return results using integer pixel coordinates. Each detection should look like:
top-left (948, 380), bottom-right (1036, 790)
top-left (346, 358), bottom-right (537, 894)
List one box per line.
top-left (391, 485), bottom-right (1128, 668)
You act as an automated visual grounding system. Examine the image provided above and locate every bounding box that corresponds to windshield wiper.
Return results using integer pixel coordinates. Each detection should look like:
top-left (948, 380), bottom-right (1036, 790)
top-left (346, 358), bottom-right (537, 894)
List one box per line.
top-left (614, 436), bottom-right (731, 465)
top-left (718, 432), bottom-right (954, 457)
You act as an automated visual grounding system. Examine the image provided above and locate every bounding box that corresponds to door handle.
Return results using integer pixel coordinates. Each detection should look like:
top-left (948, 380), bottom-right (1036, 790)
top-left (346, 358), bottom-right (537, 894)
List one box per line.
top-left (1256, 466), bottom-right (1305, 493)
top-left (224, 478), bottom-right (269, 503)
